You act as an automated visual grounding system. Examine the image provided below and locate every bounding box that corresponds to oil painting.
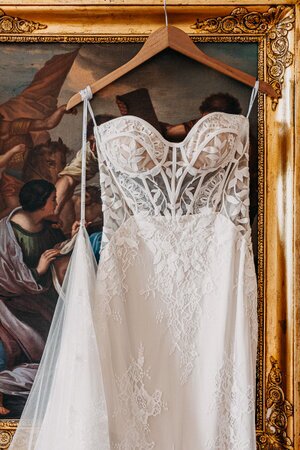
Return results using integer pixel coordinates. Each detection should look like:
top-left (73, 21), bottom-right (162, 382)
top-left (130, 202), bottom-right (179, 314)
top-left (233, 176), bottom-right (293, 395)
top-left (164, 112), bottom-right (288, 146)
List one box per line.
top-left (0, 40), bottom-right (258, 419)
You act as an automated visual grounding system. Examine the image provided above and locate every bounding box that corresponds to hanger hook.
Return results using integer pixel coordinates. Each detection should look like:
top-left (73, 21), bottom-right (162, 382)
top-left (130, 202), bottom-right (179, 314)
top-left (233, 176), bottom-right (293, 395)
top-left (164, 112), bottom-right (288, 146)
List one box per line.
top-left (163, 0), bottom-right (168, 27)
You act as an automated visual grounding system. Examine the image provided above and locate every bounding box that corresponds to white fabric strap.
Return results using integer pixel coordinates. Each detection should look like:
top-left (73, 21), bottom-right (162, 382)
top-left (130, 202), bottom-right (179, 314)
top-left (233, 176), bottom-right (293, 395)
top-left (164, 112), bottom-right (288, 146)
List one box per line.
top-left (246, 80), bottom-right (259, 118)
top-left (79, 85), bottom-right (93, 226)
top-left (87, 101), bottom-right (98, 130)
top-left (163, 0), bottom-right (168, 27)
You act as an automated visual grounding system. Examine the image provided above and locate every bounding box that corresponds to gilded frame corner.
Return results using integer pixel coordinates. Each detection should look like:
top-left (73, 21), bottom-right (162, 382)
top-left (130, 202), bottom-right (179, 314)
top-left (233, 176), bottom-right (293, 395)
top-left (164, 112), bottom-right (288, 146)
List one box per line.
top-left (0, 3), bottom-right (298, 449)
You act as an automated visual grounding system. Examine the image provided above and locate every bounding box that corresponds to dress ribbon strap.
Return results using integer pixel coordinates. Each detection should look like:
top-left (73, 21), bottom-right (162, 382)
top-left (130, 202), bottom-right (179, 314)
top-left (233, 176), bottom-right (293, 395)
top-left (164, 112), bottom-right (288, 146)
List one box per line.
top-left (79, 86), bottom-right (97, 227)
top-left (246, 80), bottom-right (259, 118)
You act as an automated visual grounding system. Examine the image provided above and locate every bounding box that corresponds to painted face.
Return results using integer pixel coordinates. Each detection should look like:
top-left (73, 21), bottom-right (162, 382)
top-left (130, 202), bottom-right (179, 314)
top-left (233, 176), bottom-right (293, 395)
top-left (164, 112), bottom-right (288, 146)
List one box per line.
top-left (43, 190), bottom-right (57, 217)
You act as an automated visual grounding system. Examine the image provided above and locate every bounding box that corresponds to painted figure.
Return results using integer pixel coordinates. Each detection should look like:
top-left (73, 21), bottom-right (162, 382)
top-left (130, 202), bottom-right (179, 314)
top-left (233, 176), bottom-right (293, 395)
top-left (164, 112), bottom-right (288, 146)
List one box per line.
top-left (0, 179), bottom-right (79, 416)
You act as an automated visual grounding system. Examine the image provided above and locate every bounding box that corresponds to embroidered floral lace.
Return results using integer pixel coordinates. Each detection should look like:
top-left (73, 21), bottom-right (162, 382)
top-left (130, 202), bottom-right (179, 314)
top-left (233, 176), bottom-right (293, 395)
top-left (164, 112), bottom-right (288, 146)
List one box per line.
top-left (94, 112), bottom-right (258, 449)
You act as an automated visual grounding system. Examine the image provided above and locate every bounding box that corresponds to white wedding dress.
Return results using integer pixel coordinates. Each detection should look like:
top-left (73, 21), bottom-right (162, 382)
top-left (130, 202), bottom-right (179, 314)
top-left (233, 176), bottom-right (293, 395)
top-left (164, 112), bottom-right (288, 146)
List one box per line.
top-left (10, 87), bottom-right (258, 450)
top-left (93, 110), bottom-right (258, 450)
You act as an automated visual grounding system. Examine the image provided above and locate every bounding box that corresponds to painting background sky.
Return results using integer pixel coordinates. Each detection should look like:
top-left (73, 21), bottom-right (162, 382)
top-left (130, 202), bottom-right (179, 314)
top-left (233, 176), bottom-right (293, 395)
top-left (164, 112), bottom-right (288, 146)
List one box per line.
top-left (0, 41), bottom-right (258, 157)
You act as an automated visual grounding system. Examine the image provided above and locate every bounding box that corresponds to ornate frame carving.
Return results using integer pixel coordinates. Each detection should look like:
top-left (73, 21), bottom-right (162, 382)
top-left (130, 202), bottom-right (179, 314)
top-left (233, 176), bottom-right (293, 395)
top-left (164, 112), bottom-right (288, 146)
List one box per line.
top-left (0, 8), bottom-right (46, 33)
top-left (192, 6), bottom-right (295, 110)
top-left (257, 357), bottom-right (293, 449)
top-left (0, 2), bottom-right (298, 448)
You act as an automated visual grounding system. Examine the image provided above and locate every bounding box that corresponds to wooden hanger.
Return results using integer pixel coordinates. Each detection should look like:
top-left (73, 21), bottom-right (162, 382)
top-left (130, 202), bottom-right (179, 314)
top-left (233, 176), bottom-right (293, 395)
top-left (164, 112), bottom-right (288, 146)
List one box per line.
top-left (66, 25), bottom-right (277, 110)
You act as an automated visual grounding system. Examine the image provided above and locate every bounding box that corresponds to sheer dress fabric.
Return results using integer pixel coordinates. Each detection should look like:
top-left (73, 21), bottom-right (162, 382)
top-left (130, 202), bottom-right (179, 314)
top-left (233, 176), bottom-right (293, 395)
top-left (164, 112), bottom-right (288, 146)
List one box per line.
top-left (9, 87), bottom-right (110, 450)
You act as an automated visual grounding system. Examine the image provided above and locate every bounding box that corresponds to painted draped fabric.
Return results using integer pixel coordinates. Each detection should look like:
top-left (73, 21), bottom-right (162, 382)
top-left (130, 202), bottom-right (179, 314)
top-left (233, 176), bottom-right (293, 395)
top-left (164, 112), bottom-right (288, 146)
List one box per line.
top-left (0, 212), bottom-right (63, 404)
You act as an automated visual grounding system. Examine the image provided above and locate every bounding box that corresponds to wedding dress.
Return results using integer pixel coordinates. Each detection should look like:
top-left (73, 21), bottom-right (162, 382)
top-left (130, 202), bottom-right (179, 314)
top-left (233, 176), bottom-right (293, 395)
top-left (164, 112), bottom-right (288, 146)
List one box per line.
top-left (10, 84), bottom-right (258, 450)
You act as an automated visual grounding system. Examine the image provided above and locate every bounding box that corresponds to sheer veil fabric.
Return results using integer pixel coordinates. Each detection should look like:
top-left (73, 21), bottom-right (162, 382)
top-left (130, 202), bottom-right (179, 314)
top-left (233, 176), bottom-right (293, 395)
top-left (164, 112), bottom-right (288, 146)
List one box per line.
top-left (10, 82), bottom-right (259, 449)
top-left (9, 88), bottom-right (110, 450)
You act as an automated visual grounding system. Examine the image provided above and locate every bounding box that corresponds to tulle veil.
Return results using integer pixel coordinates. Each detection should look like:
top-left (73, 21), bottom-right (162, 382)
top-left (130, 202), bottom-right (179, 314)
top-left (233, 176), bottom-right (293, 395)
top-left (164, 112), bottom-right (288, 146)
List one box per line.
top-left (9, 87), bottom-right (110, 449)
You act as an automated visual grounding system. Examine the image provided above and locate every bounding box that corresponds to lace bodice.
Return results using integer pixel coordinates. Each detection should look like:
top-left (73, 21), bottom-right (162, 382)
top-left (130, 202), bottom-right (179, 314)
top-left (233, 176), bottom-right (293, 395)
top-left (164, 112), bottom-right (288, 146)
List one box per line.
top-left (95, 112), bottom-right (251, 245)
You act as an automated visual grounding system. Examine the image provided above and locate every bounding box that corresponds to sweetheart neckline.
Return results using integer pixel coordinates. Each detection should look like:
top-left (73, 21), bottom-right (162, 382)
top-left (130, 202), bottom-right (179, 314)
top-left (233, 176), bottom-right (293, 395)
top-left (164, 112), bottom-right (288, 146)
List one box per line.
top-left (95, 112), bottom-right (249, 177)
top-left (96, 111), bottom-right (249, 148)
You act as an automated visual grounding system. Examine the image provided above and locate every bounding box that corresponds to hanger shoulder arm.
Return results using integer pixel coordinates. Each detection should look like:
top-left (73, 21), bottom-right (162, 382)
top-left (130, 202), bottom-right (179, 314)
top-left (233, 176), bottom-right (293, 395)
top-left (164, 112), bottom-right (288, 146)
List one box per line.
top-left (66, 37), bottom-right (169, 110)
top-left (179, 46), bottom-right (277, 98)
top-left (67, 25), bottom-right (278, 110)
top-left (168, 26), bottom-right (277, 98)
top-left (66, 56), bottom-right (139, 110)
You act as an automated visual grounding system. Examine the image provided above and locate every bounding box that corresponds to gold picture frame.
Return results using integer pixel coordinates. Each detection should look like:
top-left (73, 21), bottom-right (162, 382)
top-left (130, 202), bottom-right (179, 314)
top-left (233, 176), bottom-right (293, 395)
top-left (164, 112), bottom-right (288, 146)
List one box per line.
top-left (0, 2), bottom-right (298, 448)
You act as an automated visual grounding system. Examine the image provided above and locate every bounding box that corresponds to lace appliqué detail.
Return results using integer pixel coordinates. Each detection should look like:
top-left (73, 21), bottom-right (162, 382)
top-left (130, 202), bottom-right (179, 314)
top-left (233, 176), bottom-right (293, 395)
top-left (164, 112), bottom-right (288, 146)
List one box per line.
top-left (112, 344), bottom-right (167, 450)
top-left (245, 250), bottom-right (258, 346)
top-left (97, 219), bottom-right (140, 323)
top-left (230, 239), bottom-right (257, 350)
top-left (99, 166), bottom-right (130, 247)
top-left (139, 215), bottom-right (216, 384)
top-left (96, 113), bottom-right (251, 236)
top-left (206, 352), bottom-right (255, 450)
top-left (221, 140), bottom-right (251, 238)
